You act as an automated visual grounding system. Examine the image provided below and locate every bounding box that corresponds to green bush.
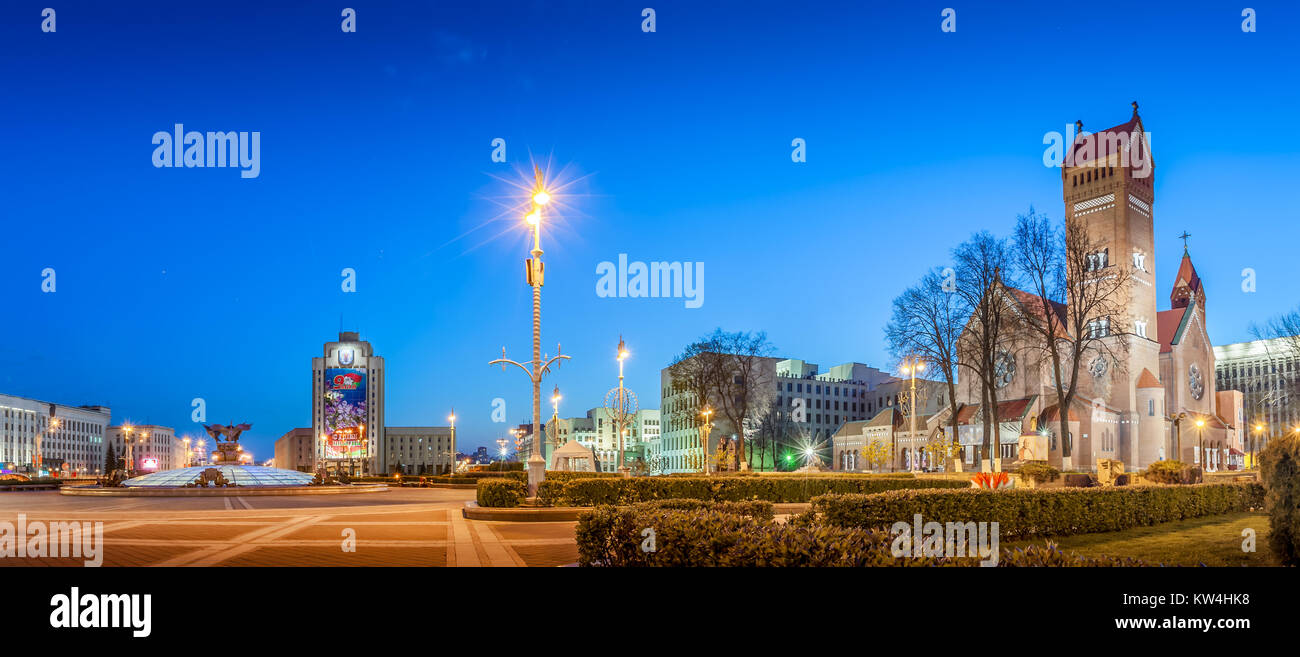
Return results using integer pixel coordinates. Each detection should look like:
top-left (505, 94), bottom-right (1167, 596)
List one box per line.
top-left (574, 504), bottom-right (1149, 567)
top-left (476, 478), bottom-right (527, 507)
top-left (1143, 460), bottom-right (1201, 485)
top-left (1259, 435), bottom-right (1300, 566)
top-left (1014, 461), bottom-right (1060, 485)
top-left (547, 475), bottom-right (968, 507)
top-left (482, 461), bottom-right (525, 472)
top-left (811, 483), bottom-right (1264, 540)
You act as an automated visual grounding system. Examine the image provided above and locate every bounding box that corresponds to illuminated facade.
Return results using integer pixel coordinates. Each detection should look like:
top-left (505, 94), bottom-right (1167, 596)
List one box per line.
top-left (0, 394), bottom-right (110, 476)
top-left (312, 331), bottom-right (385, 477)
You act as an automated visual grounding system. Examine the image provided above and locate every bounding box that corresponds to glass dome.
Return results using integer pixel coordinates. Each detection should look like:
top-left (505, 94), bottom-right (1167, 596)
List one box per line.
top-left (122, 465), bottom-right (316, 487)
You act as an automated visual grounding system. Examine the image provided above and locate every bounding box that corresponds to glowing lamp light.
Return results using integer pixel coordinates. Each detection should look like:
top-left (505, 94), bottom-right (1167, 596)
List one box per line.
top-left (525, 210), bottom-right (541, 226)
top-left (1195, 419), bottom-right (1205, 428)
top-left (532, 191), bottom-right (551, 206)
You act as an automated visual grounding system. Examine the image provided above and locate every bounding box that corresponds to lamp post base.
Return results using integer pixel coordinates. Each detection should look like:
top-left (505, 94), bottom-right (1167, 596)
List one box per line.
top-left (618, 465), bottom-right (631, 479)
top-left (526, 454), bottom-right (546, 495)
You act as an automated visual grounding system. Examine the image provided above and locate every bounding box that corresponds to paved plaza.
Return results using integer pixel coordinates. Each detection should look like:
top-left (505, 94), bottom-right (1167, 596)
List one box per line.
top-left (0, 488), bottom-right (579, 567)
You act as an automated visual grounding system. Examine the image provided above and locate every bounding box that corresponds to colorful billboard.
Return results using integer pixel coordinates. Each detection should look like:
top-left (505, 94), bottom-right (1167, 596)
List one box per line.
top-left (323, 368), bottom-right (367, 460)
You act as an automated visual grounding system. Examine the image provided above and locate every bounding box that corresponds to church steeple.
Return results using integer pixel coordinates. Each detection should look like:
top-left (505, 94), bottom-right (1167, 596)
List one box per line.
top-left (1170, 247), bottom-right (1204, 310)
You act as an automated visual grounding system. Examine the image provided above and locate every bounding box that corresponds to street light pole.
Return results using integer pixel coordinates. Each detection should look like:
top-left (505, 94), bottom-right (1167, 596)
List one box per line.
top-left (699, 407), bottom-right (713, 475)
top-left (1195, 418), bottom-right (1206, 473)
top-left (448, 410), bottom-right (456, 476)
top-left (616, 337), bottom-right (630, 475)
top-left (489, 166), bottom-right (569, 496)
top-left (900, 358), bottom-right (925, 471)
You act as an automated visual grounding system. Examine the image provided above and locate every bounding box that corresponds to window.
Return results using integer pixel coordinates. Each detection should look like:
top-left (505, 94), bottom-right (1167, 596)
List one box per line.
top-left (1148, 399), bottom-right (1155, 416)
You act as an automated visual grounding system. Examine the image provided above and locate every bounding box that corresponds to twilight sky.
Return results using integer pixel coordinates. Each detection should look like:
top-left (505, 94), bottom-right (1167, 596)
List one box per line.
top-left (2, 1), bottom-right (1297, 459)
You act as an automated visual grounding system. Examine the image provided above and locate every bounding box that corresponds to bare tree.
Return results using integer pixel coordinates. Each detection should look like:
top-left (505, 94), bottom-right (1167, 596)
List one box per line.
top-left (1012, 210), bottom-right (1132, 466)
top-left (667, 338), bottom-right (727, 472)
top-left (886, 267), bottom-right (968, 470)
top-left (1250, 306), bottom-right (1300, 449)
top-left (667, 329), bottom-right (776, 471)
top-left (709, 329), bottom-right (776, 471)
top-left (953, 231), bottom-right (1017, 467)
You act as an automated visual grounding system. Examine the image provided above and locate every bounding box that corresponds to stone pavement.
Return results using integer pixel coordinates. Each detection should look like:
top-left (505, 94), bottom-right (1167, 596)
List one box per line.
top-left (0, 488), bottom-right (578, 567)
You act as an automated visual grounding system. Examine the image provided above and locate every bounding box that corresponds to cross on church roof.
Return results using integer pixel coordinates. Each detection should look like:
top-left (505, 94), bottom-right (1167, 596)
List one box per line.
top-left (1178, 231), bottom-right (1191, 252)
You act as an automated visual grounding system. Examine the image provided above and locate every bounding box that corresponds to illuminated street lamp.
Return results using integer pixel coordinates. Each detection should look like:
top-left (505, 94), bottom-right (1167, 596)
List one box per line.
top-left (183, 436), bottom-right (191, 468)
top-left (899, 358), bottom-right (926, 471)
top-left (1251, 423), bottom-right (1264, 469)
top-left (699, 406), bottom-right (714, 475)
top-left (1195, 418), bottom-right (1206, 472)
top-left (603, 336), bottom-right (638, 477)
top-left (547, 386), bottom-right (563, 459)
top-left (489, 166), bottom-right (571, 495)
top-left (447, 410), bottom-right (457, 475)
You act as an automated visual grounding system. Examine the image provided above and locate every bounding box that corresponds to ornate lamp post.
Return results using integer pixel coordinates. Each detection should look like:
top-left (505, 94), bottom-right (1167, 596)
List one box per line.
top-left (603, 336), bottom-right (638, 477)
top-left (549, 386), bottom-right (563, 456)
top-left (36, 417), bottom-right (59, 475)
top-left (1251, 424), bottom-right (1263, 469)
top-left (699, 406), bottom-right (713, 475)
top-left (899, 358), bottom-right (925, 471)
top-left (447, 410), bottom-right (456, 475)
top-left (120, 425), bottom-right (134, 476)
top-left (490, 166), bottom-right (570, 495)
top-left (1195, 418), bottom-right (1206, 472)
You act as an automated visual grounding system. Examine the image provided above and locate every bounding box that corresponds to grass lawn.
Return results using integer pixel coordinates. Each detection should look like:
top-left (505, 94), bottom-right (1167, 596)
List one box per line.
top-left (1006, 512), bottom-right (1279, 566)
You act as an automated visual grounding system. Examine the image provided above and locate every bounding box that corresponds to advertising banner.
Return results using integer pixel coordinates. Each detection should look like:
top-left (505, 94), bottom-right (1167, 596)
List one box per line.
top-left (324, 368), bottom-right (367, 460)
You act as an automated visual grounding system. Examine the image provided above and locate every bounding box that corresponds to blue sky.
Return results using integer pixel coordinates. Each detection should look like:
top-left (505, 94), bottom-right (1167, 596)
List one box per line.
top-left (2, 1), bottom-right (1297, 459)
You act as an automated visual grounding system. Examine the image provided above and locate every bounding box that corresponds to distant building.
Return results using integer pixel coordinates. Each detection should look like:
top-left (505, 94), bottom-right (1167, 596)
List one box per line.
top-left (313, 331), bottom-right (385, 477)
top-left (0, 395), bottom-right (110, 476)
top-left (659, 357), bottom-right (894, 474)
top-left (1215, 337), bottom-right (1300, 450)
top-left (107, 424), bottom-right (178, 472)
top-left (543, 408), bottom-right (660, 473)
top-left (384, 426), bottom-right (456, 475)
top-left (274, 427), bottom-right (316, 473)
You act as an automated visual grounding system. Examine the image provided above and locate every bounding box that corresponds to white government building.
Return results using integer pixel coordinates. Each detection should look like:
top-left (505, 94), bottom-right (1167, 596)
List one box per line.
top-left (0, 393), bottom-right (111, 476)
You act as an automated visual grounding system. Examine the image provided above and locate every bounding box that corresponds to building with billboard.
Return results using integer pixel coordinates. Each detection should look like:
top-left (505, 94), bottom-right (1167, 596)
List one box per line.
top-left (0, 394), bottom-right (110, 477)
top-left (312, 331), bottom-right (385, 477)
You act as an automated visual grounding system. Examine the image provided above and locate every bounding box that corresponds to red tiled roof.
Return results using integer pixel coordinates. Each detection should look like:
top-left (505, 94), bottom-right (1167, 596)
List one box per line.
top-left (1040, 403), bottom-right (1080, 422)
top-left (956, 398), bottom-right (1035, 425)
top-left (1157, 308), bottom-right (1186, 354)
top-left (1006, 287), bottom-right (1070, 339)
top-left (1136, 368), bottom-right (1163, 389)
top-left (1068, 115), bottom-right (1146, 167)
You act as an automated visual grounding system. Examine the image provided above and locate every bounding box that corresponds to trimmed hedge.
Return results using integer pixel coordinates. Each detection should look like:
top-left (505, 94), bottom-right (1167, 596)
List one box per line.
top-left (1260, 435), bottom-right (1300, 566)
top-left (1143, 460), bottom-right (1202, 485)
top-left (811, 483), bottom-right (1264, 540)
top-left (476, 478), bottom-right (527, 507)
top-left (575, 504), bottom-right (1148, 567)
top-left (543, 475), bottom-right (968, 507)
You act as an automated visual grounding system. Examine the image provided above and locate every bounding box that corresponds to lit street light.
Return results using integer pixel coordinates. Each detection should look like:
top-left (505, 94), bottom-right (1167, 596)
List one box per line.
top-left (447, 410), bottom-right (457, 475)
top-left (489, 165), bottom-right (571, 495)
top-left (899, 357), bottom-right (925, 472)
top-left (699, 406), bottom-right (713, 475)
top-left (1195, 418), bottom-right (1206, 472)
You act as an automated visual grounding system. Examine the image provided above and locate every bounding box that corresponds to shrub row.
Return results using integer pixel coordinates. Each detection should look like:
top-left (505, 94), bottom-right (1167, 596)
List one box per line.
top-left (575, 503), bottom-right (1148, 567)
top-left (811, 482), bottom-right (1264, 540)
top-left (540, 475), bottom-right (969, 507)
top-left (476, 478), bottom-right (527, 508)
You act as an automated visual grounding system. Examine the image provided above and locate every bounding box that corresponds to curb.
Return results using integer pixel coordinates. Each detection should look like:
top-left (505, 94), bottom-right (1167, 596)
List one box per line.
top-left (462, 501), bottom-right (814, 521)
top-left (59, 483), bottom-right (390, 497)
